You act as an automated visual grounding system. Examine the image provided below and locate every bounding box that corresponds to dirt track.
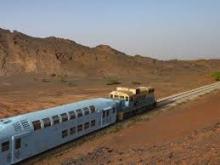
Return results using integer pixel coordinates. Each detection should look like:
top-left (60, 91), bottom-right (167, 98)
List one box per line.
top-left (20, 89), bottom-right (220, 165)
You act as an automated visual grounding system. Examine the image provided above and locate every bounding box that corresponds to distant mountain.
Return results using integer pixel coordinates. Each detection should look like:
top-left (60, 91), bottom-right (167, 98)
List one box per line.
top-left (0, 28), bottom-right (219, 78)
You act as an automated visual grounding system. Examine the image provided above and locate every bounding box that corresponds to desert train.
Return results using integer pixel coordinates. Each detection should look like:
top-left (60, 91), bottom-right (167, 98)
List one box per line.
top-left (0, 86), bottom-right (156, 165)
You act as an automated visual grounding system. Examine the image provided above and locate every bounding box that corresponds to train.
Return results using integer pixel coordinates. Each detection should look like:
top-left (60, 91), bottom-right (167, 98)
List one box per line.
top-left (0, 86), bottom-right (156, 165)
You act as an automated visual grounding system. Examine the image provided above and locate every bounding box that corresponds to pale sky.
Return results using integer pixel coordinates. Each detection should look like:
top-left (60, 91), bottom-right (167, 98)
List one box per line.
top-left (0, 0), bottom-right (219, 60)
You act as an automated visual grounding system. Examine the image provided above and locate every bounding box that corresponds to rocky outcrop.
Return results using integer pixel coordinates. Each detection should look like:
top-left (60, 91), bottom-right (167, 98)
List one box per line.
top-left (0, 28), bottom-right (219, 77)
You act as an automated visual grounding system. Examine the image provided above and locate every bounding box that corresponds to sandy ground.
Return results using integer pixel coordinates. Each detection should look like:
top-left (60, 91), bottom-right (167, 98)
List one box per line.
top-left (0, 75), bottom-right (214, 118)
top-left (20, 89), bottom-right (220, 165)
top-left (0, 75), bottom-right (219, 164)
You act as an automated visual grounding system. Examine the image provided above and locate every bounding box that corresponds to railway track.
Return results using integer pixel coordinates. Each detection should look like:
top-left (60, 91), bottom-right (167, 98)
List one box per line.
top-left (157, 81), bottom-right (220, 108)
top-left (21, 82), bottom-right (220, 165)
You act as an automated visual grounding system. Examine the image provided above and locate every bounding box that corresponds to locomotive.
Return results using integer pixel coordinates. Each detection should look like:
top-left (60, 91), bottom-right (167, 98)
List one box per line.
top-left (0, 86), bottom-right (156, 165)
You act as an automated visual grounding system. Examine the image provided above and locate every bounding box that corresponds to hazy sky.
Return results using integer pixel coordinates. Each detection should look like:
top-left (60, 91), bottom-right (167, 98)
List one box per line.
top-left (0, 0), bottom-right (219, 59)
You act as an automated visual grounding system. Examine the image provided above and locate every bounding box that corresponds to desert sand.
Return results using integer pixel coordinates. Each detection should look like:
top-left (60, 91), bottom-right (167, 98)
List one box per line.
top-left (19, 90), bottom-right (220, 165)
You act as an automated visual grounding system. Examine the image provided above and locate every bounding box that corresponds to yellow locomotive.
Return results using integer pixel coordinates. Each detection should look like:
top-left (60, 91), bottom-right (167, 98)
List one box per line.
top-left (109, 86), bottom-right (156, 120)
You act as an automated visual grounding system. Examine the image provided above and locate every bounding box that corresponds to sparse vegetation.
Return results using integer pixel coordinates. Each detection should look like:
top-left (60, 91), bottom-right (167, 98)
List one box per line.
top-left (59, 74), bottom-right (68, 83)
top-left (54, 74), bottom-right (77, 86)
top-left (41, 78), bottom-right (50, 83)
top-left (60, 78), bottom-right (67, 83)
top-left (33, 77), bottom-right (38, 81)
top-left (106, 78), bottom-right (121, 85)
top-left (211, 72), bottom-right (220, 81)
top-left (67, 82), bottom-right (77, 87)
top-left (50, 73), bottom-right (56, 77)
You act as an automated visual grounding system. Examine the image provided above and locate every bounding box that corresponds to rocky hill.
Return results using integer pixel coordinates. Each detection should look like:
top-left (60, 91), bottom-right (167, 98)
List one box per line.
top-left (0, 28), bottom-right (219, 78)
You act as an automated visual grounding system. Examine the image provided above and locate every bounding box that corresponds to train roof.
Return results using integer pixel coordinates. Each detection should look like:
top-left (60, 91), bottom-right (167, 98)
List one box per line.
top-left (110, 90), bottom-right (134, 97)
top-left (110, 86), bottom-right (155, 98)
top-left (0, 98), bottom-right (116, 140)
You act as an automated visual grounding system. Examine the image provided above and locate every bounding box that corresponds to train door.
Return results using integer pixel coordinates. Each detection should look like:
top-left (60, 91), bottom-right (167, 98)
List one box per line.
top-left (11, 135), bottom-right (22, 163)
top-left (101, 107), bottom-right (112, 127)
top-left (11, 132), bottom-right (31, 164)
top-left (0, 138), bottom-right (11, 165)
top-left (76, 109), bottom-right (84, 137)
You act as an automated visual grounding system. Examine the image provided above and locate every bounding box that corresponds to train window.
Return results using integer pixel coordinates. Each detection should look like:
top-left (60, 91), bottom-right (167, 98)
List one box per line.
top-left (77, 124), bottom-right (83, 132)
top-left (106, 110), bottom-right (109, 117)
top-left (52, 115), bottom-right (60, 125)
top-left (84, 122), bottom-right (90, 130)
top-left (76, 109), bottom-right (83, 118)
top-left (114, 95), bottom-right (118, 98)
top-left (83, 107), bottom-right (90, 115)
top-left (1, 141), bottom-right (9, 152)
top-left (112, 107), bottom-right (116, 113)
top-left (120, 96), bottom-right (124, 99)
top-left (62, 130), bottom-right (68, 138)
top-left (134, 101), bottom-right (138, 106)
top-left (60, 113), bottom-right (68, 122)
top-left (15, 138), bottom-right (21, 149)
top-left (110, 94), bottom-right (113, 98)
top-left (68, 111), bottom-right (76, 120)
top-left (42, 118), bottom-right (51, 128)
top-left (102, 111), bottom-right (106, 118)
top-left (149, 89), bottom-right (154, 93)
top-left (32, 120), bottom-right (41, 131)
top-left (125, 97), bottom-right (129, 101)
top-left (89, 105), bottom-right (96, 113)
top-left (70, 127), bottom-right (76, 135)
top-left (91, 120), bottom-right (96, 127)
